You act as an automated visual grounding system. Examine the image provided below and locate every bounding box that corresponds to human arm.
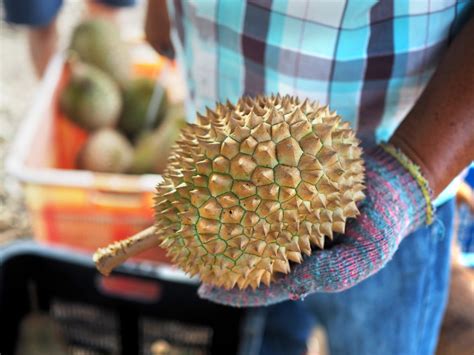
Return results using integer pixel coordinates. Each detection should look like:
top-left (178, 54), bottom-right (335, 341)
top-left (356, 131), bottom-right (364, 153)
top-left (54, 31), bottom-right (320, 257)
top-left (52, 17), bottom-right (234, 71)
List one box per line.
top-left (456, 181), bottom-right (474, 212)
top-left (390, 15), bottom-right (474, 198)
top-left (144, 0), bottom-right (175, 59)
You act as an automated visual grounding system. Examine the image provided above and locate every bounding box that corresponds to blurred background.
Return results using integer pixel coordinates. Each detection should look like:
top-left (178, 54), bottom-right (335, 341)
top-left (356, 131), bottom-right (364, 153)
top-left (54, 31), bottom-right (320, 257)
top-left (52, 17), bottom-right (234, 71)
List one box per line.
top-left (0, 1), bottom-right (473, 355)
top-left (0, 1), bottom-right (159, 245)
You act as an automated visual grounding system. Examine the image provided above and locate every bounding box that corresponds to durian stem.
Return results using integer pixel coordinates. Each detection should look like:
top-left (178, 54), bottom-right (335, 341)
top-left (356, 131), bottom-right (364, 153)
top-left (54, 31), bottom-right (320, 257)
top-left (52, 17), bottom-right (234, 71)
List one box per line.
top-left (93, 226), bottom-right (157, 276)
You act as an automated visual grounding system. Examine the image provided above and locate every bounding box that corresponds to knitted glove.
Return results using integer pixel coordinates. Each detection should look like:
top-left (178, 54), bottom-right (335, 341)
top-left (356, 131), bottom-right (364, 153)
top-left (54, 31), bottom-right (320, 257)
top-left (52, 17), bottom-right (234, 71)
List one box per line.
top-left (198, 144), bottom-right (435, 307)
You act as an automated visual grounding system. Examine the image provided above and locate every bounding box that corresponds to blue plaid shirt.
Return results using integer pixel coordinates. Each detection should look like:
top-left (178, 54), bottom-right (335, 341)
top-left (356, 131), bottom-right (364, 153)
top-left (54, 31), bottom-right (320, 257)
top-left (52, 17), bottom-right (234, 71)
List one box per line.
top-left (167, 0), bottom-right (472, 205)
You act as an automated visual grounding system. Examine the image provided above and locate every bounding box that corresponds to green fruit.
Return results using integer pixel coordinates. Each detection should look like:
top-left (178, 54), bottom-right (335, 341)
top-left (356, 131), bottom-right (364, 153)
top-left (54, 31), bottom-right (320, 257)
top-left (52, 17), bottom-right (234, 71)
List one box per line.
top-left (129, 105), bottom-right (186, 174)
top-left (70, 19), bottom-right (131, 85)
top-left (60, 62), bottom-right (121, 130)
top-left (78, 128), bottom-right (134, 173)
top-left (128, 132), bottom-right (157, 174)
top-left (118, 78), bottom-right (168, 140)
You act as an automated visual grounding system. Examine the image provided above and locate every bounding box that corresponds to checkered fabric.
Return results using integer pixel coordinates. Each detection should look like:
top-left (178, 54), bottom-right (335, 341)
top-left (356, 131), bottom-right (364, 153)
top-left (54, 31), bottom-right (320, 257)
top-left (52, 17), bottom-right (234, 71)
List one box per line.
top-left (168, 0), bottom-right (472, 146)
top-left (167, 0), bottom-right (472, 206)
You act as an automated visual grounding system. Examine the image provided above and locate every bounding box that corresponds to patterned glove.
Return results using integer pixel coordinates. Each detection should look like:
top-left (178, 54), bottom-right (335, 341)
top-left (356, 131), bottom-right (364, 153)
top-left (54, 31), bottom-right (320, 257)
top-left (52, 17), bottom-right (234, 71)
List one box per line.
top-left (198, 144), bottom-right (434, 307)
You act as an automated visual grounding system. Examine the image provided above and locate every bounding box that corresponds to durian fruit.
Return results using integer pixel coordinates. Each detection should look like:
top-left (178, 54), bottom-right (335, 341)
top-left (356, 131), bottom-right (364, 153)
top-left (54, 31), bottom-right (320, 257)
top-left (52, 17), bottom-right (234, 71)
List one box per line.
top-left (118, 78), bottom-right (169, 140)
top-left (60, 61), bottom-right (122, 131)
top-left (77, 128), bottom-right (134, 173)
top-left (94, 95), bottom-right (365, 290)
top-left (129, 104), bottom-right (186, 174)
top-left (69, 18), bottom-right (131, 86)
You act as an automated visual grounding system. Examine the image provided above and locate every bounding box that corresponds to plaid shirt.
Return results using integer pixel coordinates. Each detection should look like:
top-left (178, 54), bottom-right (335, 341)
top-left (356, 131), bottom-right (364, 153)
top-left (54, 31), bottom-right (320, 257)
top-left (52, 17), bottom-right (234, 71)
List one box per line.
top-left (167, 0), bottom-right (472, 204)
top-left (170, 0), bottom-right (474, 143)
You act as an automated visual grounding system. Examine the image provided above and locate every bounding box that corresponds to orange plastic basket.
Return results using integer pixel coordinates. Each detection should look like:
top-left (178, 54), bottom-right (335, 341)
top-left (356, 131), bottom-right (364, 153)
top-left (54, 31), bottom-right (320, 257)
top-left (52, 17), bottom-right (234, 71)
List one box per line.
top-left (7, 50), bottom-right (181, 265)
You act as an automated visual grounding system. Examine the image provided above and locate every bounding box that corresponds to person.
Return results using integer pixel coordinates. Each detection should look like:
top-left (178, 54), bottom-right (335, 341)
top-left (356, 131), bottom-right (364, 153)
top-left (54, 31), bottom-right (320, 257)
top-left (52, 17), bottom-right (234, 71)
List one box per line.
top-left (456, 167), bottom-right (474, 266)
top-left (436, 176), bottom-right (474, 355)
top-left (146, 1), bottom-right (473, 354)
top-left (3, 0), bottom-right (136, 77)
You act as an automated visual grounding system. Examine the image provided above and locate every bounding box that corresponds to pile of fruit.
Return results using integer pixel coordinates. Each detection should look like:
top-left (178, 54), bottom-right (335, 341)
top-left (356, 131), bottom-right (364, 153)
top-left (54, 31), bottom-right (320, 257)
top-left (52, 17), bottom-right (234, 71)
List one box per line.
top-left (60, 19), bottom-right (186, 174)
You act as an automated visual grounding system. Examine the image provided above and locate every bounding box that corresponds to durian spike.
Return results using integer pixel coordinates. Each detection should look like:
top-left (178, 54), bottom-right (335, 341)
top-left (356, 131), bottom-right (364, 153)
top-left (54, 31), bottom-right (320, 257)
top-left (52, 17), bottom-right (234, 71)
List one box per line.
top-left (93, 226), bottom-right (157, 276)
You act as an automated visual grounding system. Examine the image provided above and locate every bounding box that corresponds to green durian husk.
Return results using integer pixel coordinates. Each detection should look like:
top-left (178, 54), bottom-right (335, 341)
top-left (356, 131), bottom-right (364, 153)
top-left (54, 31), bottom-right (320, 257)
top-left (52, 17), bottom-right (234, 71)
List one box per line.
top-left (77, 128), bottom-right (134, 173)
top-left (60, 61), bottom-right (122, 131)
top-left (129, 105), bottom-right (186, 174)
top-left (69, 18), bottom-right (131, 86)
top-left (118, 78), bottom-right (168, 141)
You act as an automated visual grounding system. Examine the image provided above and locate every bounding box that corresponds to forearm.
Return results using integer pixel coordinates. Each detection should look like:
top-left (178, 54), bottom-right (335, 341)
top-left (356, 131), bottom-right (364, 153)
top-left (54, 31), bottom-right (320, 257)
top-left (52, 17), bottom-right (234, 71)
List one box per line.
top-left (28, 20), bottom-right (57, 77)
top-left (390, 15), bottom-right (474, 197)
top-left (145, 0), bottom-right (174, 58)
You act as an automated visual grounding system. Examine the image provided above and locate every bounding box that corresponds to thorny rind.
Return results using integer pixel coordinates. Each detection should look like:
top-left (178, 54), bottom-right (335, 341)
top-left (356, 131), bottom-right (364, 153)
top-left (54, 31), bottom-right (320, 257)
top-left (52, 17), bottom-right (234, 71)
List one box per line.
top-left (93, 95), bottom-right (365, 289)
top-left (153, 95), bottom-right (365, 290)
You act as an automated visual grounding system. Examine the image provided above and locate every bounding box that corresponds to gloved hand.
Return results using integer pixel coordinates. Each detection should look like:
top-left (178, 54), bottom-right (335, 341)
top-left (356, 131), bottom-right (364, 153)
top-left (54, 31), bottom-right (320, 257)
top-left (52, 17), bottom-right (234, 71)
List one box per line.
top-left (198, 144), bottom-right (434, 307)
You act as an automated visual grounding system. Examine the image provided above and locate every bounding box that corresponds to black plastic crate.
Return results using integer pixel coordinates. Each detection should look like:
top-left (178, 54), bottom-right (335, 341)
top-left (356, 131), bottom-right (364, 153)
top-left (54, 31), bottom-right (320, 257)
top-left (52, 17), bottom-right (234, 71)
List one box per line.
top-left (0, 242), bottom-right (263, 355)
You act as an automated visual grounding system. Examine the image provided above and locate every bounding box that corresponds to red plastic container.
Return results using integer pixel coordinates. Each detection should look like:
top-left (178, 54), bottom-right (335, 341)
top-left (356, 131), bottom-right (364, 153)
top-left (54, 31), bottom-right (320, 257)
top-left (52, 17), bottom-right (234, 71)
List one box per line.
top-left (7, 49), bottom-right (183, 265)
